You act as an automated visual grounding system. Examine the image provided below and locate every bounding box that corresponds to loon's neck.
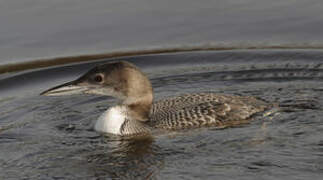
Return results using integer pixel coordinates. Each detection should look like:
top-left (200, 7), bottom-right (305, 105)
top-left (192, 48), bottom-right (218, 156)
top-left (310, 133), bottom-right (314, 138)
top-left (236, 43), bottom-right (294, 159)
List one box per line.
top-left (94, 95), bottom-right (152, 136)
top-left (125, 95), bottom-right (152, 122)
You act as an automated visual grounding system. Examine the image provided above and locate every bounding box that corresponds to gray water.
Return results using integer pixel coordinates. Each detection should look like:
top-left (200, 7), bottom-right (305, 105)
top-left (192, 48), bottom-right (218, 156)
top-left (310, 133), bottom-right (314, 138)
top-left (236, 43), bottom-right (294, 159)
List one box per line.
top-left (1, 0), bottom-right (323, 64)
top-left (1, 50), bottom-right (323, 179)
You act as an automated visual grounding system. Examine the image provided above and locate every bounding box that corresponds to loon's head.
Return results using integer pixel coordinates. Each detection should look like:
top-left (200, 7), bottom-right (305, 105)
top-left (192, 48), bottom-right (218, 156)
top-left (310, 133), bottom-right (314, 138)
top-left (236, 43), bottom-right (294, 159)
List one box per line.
top-left (41, 61), bottom-right (153, 107)
top-left (42, 61), bottom-right (153, 135)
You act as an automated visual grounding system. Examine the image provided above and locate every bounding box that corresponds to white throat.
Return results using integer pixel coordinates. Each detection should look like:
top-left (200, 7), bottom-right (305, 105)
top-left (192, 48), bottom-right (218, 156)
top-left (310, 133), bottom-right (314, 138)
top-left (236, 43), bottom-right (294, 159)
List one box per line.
top-left (94, 106), bottom-right (127, 135)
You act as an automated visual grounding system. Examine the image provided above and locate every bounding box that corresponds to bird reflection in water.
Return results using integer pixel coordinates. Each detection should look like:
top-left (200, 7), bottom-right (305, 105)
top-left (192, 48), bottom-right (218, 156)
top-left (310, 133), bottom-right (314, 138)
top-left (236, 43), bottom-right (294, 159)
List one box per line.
top-left (86, 136), bottom-right (163, 179)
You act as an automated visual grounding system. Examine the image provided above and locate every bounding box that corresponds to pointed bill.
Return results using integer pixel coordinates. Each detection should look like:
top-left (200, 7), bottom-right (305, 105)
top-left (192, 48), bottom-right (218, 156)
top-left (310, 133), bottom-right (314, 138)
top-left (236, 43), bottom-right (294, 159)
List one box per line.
top-left (40, 81), bottom-right (89, 96)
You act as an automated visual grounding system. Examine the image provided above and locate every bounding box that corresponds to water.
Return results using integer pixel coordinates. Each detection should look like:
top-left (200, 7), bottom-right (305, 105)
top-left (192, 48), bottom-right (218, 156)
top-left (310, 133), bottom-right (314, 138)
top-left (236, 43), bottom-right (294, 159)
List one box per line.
top-left (1, 0), bottom-right (323, 64)
top-left (1, 50), bottom-right (323, 179)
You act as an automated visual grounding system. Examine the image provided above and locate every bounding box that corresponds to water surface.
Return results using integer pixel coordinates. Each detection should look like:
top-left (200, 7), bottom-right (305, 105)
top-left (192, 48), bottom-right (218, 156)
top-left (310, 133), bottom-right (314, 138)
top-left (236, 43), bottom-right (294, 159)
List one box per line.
top-left (1, 0), bottom-right (323, 64)
top-left (1, 50), bottom-right (323, 179)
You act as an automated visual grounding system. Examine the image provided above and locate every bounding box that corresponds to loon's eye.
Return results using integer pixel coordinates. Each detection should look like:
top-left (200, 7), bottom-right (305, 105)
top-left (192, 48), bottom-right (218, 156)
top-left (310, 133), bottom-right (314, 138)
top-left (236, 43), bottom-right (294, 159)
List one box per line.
top-left (94, 74), bottom-right (103, 83)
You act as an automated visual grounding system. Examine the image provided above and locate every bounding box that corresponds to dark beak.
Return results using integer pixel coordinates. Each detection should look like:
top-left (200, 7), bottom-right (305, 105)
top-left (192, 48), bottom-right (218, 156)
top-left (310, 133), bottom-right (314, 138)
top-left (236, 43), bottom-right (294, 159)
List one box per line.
top-left (40, 80), bottom-right (90, 96)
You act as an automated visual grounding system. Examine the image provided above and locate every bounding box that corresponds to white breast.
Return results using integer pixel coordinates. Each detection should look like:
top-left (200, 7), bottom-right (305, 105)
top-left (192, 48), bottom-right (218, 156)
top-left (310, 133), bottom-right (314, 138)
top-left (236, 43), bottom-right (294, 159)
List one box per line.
top-left (94, 106), bottom-right (127, 135)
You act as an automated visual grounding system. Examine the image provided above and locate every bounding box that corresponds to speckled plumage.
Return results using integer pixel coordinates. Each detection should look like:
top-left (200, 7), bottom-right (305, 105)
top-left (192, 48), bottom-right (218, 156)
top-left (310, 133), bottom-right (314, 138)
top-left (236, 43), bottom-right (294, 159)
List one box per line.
top-left (149, 92), bottom-right (268, 130)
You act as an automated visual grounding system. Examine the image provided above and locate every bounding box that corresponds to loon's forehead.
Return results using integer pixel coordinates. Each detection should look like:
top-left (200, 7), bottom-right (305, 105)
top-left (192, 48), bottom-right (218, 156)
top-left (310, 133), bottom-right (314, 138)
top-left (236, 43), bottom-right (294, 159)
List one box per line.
top-left (96, 61), bottom-right (139, 74)
top-left (95, 62), bottom-right (128, 72)
top-left (75, 61), bottom-right (142, 84)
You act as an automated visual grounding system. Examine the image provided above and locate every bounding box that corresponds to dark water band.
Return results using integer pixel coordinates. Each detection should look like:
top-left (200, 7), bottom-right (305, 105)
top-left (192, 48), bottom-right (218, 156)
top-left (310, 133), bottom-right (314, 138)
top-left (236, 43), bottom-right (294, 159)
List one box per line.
top-left (2, 44), bottom-right (323, 74)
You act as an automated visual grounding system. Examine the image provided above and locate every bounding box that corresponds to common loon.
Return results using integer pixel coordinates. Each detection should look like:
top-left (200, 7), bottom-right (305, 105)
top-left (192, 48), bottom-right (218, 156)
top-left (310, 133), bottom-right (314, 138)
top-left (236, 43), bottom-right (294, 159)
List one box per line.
top-left (41, 61), bottom-right (269, 136)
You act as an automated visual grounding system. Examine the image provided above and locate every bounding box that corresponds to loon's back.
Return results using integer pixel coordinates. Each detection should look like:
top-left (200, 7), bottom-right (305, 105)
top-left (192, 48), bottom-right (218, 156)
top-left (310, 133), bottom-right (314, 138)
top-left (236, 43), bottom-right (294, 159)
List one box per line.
top-left (149, 92), bottom-right (268, 130)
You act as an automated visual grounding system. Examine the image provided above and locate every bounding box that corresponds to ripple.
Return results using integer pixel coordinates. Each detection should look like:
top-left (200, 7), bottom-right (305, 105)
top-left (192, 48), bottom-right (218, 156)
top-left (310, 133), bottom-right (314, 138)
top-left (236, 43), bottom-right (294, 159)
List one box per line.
top-left (1, 50), bottom-right (323, 179)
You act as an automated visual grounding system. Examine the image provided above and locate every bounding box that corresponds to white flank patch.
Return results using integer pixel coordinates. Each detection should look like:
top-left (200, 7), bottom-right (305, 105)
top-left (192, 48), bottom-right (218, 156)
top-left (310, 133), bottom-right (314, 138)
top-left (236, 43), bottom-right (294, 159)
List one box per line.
top-left (94, 106), bottom-right (127, 135)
